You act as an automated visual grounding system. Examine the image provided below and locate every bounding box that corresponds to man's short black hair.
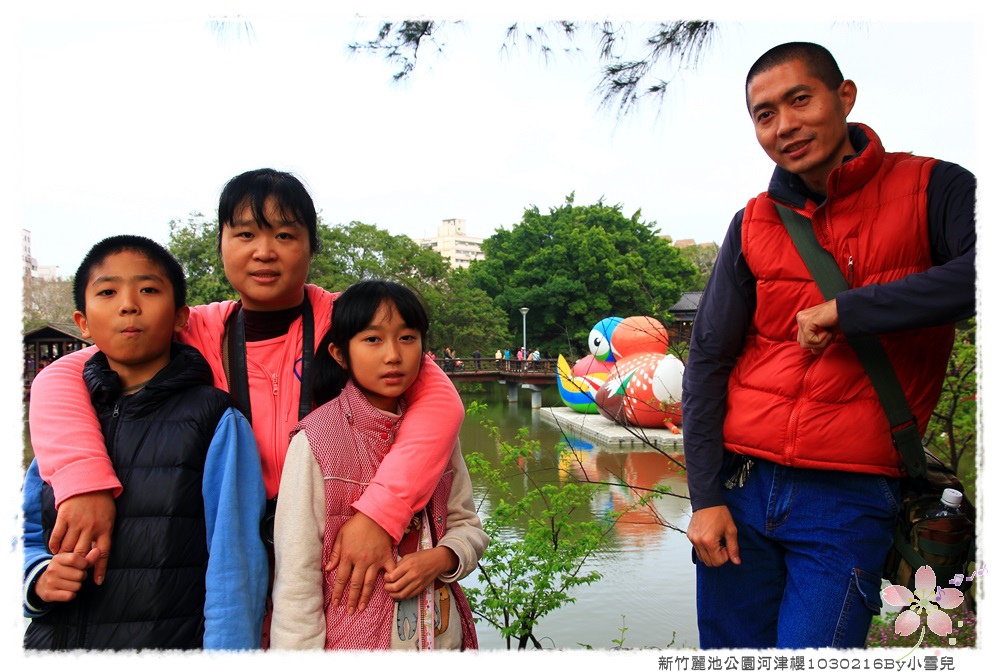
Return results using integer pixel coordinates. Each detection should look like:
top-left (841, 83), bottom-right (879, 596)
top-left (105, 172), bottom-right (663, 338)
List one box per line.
top-left (745, 42), bottom-right (845, 109)
top-left (216, 168), bottom-right (320, 255)
top-left (73, 235), bottom-right (187, 313)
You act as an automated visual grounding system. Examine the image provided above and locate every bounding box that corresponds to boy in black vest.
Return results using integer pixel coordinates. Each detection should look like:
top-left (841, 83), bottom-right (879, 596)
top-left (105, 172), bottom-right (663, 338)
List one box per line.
top-left (22, 235), bottom-right (268, 650)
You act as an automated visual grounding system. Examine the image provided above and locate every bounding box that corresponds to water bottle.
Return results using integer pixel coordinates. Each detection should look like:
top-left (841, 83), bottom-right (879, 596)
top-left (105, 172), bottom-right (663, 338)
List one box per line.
top-left (928, 488), bottom-right (964, 518)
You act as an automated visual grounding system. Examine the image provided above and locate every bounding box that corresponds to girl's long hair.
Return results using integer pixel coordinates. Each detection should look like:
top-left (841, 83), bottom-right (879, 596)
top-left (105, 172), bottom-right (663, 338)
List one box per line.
top-left (312, 280), bottom-right (430, 406)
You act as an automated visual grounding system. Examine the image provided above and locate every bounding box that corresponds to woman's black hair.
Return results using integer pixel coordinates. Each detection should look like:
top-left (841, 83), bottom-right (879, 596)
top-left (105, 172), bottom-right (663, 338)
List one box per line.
top-left (216, 168), bottom-right (320, 255)
top-left (312, 279), bottom-right (430, 406)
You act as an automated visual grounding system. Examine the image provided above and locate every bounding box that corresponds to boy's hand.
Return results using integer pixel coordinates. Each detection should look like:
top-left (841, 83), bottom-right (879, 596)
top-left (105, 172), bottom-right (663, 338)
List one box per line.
top-left (35, 547), bottom-right (102, 603)
top-left (384, 547), bottom-right (457, 600)
top-left (48, 490), bottom-right (115, 586)
top-left (325, 512), bottom-right (395, 614)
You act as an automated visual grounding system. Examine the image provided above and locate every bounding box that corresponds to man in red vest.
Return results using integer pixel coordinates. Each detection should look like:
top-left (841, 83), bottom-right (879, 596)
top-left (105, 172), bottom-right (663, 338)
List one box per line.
top-left (681, 42), bottom-right (976, 648)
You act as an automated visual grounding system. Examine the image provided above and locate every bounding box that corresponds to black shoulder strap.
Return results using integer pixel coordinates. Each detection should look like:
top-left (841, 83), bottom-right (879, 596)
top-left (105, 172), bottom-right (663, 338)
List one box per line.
top-left (774, 203), bottom-right (927, 479)
top-left (298, 291), bottom-right (315, 420)
top-left (223, 290), bottom-right (317, 426)
top-left (224, 303), bottom-right (253, 424)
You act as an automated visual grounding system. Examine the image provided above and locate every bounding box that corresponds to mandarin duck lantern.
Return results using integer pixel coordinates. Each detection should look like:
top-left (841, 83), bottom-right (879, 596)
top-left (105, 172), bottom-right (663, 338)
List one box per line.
top-left (557, 315), bottom-right (684, 432)
top-left (554, 316), bottom-right (621, 413)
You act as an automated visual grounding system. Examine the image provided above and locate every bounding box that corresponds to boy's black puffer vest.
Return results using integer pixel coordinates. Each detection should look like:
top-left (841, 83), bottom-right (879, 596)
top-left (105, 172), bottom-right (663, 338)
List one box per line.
top-left (24, 343), bottom-right (234, 651)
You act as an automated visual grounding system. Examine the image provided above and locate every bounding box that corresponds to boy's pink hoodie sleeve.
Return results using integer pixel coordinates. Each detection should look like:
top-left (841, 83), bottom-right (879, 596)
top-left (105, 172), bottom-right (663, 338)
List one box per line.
top-left (350, 355), bottom-right (463, 543)
top-left (28, 346), bottom-right (122, 507)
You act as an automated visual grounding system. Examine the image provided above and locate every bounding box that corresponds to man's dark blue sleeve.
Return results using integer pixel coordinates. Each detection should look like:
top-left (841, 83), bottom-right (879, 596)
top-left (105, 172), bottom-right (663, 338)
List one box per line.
top-left (681, 210), bottom-right (756, 511)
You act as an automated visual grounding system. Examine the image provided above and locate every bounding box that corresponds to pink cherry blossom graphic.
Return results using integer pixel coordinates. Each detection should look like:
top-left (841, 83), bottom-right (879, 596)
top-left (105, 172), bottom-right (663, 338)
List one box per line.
top-left (881, 565), bottom-right (964, 654)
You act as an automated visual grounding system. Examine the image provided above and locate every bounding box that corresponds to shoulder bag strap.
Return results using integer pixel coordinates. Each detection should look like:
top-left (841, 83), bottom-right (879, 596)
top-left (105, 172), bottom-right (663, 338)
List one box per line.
top-left (223, 290), bottom-right (317, 427)
top-left (298, 291), bottom-right (315, 420)
top-left (774, 203), bottom-right (927, 478)
top-left (224, 303), bottom-right (253, 424)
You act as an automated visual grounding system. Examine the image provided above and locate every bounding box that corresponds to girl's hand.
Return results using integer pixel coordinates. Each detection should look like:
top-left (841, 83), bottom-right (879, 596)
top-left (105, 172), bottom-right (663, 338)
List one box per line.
top-left (384, 547), bottom-right (457, 600)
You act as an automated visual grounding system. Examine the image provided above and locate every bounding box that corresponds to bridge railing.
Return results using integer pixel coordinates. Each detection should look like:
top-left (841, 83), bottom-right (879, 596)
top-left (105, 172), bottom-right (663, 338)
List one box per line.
top-left (432, 356), bottom-right (559, 375)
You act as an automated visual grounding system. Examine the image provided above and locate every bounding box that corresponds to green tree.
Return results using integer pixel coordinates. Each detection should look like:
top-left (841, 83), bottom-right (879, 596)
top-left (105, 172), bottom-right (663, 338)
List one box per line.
top-left (468, 195), bottom-right (698, 358)
top-left (924, 320), bottom-right (977, 505)
top-left (424, 267), bottom-right (512, 357)
top-left (463, 403), bottom-right (631, 650)
top-left (311, 220), bottom-right (450, 292)
top-left (167, 213), bottom-right (236, 305)
top-left (23, 276), bottom-right (76, 328)
top-left (675, 242), bottom-right (719, 291)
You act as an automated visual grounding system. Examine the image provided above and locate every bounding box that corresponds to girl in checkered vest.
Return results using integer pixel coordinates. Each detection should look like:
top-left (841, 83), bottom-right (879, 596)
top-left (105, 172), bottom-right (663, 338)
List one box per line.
top-left (270, 280), bottom-right (487, 650)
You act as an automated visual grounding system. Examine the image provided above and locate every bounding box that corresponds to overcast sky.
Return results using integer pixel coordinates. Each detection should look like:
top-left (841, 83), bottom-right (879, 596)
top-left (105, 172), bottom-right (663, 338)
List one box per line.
top-left (6, 6), bottom-right (985, 277)
top-left (3, 0), bottom-right (996, 665)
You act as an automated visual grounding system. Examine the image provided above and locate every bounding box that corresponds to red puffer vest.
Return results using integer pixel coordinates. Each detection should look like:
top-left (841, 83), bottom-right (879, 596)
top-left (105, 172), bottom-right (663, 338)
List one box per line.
top-left (724, 124), bottom-right (955, 476)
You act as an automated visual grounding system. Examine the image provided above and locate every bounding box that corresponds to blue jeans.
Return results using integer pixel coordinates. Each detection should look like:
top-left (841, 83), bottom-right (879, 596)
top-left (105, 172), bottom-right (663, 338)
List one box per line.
top-left (694, 454), bottom-right (902, 649)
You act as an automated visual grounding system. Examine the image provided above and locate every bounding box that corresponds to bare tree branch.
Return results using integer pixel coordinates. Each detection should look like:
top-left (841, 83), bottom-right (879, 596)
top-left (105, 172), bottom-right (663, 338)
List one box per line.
top-left (347, 20), bottom-right (442, 81)
top-left (220, 18), bottom-right (720, 119)
top-left (207, 15), bottom-right (256, 46)
top-left (349, 20), bottom-right (718, 119)
top-left (596, 21), bottom-right (717, 120)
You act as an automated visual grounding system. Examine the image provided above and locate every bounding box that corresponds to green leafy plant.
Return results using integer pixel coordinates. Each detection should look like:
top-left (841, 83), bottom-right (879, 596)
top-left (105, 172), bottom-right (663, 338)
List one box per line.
top-left (577, 614), bottom-right (676, 651)
top-left (611, 614), bottom-right (629, 649)
top-left (923, 320), bottom-right (977, 506)
top-left (463, 401), bottom-right (634, 649)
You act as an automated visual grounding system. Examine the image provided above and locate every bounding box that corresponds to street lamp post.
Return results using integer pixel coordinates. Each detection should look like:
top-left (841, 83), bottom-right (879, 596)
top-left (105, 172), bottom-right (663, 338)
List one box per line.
top-left (519, 307), bottom-right (529, 370)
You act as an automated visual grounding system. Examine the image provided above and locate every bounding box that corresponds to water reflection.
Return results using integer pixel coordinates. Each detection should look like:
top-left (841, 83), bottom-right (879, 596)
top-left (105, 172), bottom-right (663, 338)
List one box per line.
top-left (560, 444), bottom-right (690, 542)
top-left (457, 382), bottom-right (698, 650)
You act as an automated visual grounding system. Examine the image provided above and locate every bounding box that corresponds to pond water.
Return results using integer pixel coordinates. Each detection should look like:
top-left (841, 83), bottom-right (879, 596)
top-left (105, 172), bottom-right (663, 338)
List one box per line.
top-left (454, 382), bottom-right (698, 651)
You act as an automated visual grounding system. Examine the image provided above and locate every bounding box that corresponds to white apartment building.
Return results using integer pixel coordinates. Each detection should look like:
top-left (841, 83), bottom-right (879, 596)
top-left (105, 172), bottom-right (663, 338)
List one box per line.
top-left (34, 265), bottom-right (63, 281)
top-left (415, 218), bottom-right (484, 269)
top-left (23, 229), bottom-right (62, 280)
top-left (22, 229), bottom-right (37, 279)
